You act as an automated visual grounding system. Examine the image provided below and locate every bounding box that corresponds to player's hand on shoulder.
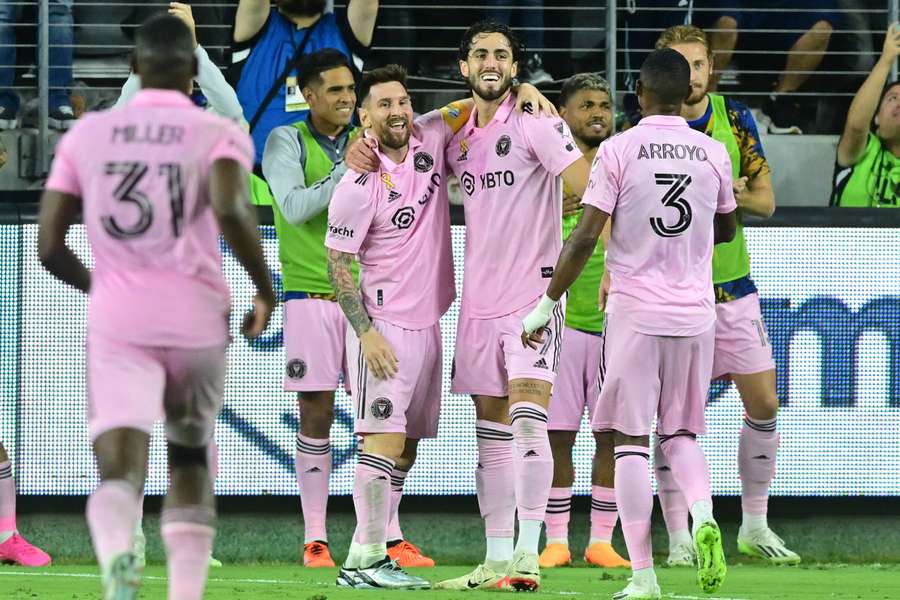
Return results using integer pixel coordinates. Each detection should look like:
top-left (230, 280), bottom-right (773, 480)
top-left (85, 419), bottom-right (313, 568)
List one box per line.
top-left (515, 83), bottom-right (558, 117)
top-left (345, 131), bottom-right (379, 174)
top-left (360, 327), bottom-right (399, 379)
top-left (242, 293), bottom-right (275, 340)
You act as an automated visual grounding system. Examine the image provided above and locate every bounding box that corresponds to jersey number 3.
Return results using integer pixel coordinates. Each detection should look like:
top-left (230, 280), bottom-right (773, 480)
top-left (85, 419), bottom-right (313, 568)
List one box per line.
top-left (650, 173), bottom-right (692, 238)
top-left (102, 161), bottom-right (185, 239)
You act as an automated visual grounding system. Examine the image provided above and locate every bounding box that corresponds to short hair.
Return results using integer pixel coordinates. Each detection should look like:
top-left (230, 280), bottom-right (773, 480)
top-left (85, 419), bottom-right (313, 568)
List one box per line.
top-left (458, 20), bottom-right (524, 64)
top-left (134, 14), bottom-right (194, 70)
top-left (358, 64), bottom-right (408, 103)
top-left (297, 48), bottom-right (354, 89)
top-left (559, 73), bottom-right (613, 108)
top-left (655, 24), bottom-right (713, 61)
top-left (639, 48), bottom-right (691, 105)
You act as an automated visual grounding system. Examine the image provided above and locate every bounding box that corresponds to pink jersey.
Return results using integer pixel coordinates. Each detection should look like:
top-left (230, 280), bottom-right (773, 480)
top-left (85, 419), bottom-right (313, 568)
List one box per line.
top-left (446, 93), bottom-right (582, 319)
top-left (583, 115), bottom-right (737, 336)
top-left (45, 89), bottom-right (254, 348)
top-left (325, 110), bottom-right (455, 330)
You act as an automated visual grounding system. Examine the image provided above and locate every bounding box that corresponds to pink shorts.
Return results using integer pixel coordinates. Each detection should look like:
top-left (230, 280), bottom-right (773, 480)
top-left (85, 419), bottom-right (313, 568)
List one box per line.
top-left (592, 315), bottom-right (714, 437)
top-left (712, 293), bottom-right (776, 380)
top-left (548, 326), bottom-right (603, 431)
top-left (283, 298), bottom-right (349, 392)
top-left (451, 296), bottom-right (567, 397)
top-left (347, 319), bottom-right (442, 439)
top-left (86, 332), bottom-right (226, 446)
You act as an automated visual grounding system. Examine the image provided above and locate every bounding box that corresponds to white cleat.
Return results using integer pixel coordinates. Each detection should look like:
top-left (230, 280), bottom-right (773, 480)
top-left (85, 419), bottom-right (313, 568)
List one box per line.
top-left (434, 562), bottom-right (509, 590)
top-left (103, 552), bottom-right (142, 600)
top-left (354, 557), bottom-right (431, 589)
top-left (506, 551), bottom-right (540, 592)
top-left (737, 527), bottom-right (801, 565)
top-left (336, 566), bottom-right (373, 588)
top-left (612, 578), bottom-right (661, 599)
top-left (666, 541), bottom-right (696, 567)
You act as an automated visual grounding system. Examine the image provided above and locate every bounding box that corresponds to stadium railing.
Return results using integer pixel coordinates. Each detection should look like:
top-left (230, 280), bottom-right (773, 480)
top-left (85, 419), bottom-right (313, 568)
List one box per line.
top-left (0, 1), bottom-right (897, 200)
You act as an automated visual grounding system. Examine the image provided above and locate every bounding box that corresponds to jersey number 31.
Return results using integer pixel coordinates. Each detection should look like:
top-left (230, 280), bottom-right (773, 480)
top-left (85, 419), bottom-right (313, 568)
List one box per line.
top-left (101, 161), bottom-right (185, 240)
top-left (650, 173), bottom-right (692, 238)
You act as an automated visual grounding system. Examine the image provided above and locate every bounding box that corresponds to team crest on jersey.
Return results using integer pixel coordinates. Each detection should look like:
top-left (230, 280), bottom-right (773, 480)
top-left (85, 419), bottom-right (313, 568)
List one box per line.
top-left (414, 151), bottom-right (434, 173)
top-left (458, 139), bottom-right (469, 161)
top-left (371, 397), bottom-right (393, 420)
top-left (391, 206), bottom-right (416, 230)
top-left (286, 359), bottom-right (307, 379)
top-left (381, 173), bottom-right (395, 190)
top-left (495, 135), bottom-right (512, 157)
top-left (460, 171), bottom-right (476, 196)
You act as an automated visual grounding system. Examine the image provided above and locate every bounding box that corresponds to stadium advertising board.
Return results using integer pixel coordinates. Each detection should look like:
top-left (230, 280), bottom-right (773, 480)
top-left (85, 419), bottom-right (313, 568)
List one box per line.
top-left (2, 225), bottom-right (898, 495)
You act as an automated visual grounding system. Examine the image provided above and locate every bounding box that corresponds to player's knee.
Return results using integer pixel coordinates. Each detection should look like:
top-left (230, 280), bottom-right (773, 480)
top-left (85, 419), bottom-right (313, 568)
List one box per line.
top-left (299, 397), bottom-right (335, 437)
top-left (362, 433), bottom-right (406, 462)
top-left (746, 392), bottom-right (779, 421)
top-left (166, 419), bottom-right (213, 449)
top-left (613, 432), bottom-right (650, 448)
top-left (548, 431), bottom-right (576, 457)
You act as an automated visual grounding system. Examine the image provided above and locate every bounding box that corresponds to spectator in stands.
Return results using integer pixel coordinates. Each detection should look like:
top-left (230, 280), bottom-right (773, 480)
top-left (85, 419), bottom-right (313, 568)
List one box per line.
top-left (486, 0), bottom-right (551, 84)
top-left (115, 3), bottom-right (244, 125)
top-left (832, 24), bottom-right (900, 208)
top-left (229, 0), bottom-right (379, 167)
top-left (704, 1), bottom-right (841, 134)
top-left (0, 0), bottom-right (75, 129)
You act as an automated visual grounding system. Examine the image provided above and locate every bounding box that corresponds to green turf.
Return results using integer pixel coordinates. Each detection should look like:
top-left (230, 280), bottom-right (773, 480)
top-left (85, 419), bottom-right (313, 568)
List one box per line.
top-left (5, 512), bottom-right (900, 598)
top-left (2, 564), bottom-right (900, 599)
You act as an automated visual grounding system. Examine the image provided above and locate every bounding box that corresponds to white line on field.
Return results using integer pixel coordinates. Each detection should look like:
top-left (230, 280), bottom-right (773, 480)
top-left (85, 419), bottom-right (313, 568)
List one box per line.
top-left (0, 571), bottom-right (750, 599)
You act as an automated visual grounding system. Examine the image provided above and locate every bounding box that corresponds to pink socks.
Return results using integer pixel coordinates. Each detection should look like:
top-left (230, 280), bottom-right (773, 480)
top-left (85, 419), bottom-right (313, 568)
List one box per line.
top-left (296, 434), bottom-right (331, 543)
top-left (614, 446), bottom-right (653, 570)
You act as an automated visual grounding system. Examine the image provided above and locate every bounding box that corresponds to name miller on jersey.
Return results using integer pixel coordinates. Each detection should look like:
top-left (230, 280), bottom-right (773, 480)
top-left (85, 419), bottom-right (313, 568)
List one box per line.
top-left (638, 143), bottom-right (709, 162)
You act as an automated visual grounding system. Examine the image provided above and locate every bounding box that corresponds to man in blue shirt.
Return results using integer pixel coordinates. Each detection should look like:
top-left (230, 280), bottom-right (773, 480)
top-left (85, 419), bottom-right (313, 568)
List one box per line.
top-left (229, 0), bottom-right (379, 166)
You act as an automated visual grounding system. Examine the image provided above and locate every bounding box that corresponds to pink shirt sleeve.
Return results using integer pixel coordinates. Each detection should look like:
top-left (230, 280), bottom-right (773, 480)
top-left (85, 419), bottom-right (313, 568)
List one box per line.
top-left (44, 127), bottom-right (81, 196)
top-left (325, 174), bottom-right (377, 255)
top-left (207, 121), bottom-right (255, 172)
top-left (715, 149), bottom-right (738, 214)
top-left (415, 109), bottom-right (452, 147)
top-left (521, 115), bottom-right (583, 176)
top-left (582, 142), bottom-right (620, 215)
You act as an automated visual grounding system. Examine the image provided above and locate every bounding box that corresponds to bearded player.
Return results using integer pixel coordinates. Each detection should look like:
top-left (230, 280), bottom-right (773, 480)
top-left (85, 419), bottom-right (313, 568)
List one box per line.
top-left (538, 73), bottom-right (629, 570)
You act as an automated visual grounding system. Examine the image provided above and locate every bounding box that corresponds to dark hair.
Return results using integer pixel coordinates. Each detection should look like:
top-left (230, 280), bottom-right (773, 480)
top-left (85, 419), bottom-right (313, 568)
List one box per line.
top-left (559, 72), bottom-right (612, 108)
top-left (639, 48), bottom-right (691, 105)
top-left (297, 48), bottom-right (354, 89)
top-left (359, 64), bottom-right (408, 103)
top-left (458, 20), bottom-right (524, 64)
top-left (135, 14), bottom-right (193, 62)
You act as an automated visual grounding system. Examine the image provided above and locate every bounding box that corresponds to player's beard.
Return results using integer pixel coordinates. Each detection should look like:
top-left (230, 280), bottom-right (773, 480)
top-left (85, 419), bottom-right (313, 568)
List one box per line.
top-left (468, 70), bottom-right (514, 102)
top-left (377, 116), bottom-right (412, 150)
top-left (685, 82), bottom-right (708, 106)
top-left (277, 0), bottom-right (326, 17)
top-left (574, 120), bottom-right (609, 148)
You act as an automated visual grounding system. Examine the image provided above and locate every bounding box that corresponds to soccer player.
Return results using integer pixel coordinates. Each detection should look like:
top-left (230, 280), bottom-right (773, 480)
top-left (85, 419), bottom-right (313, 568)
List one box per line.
top-left (37, 15), bottom-right (275, 600)
top-left (261, 48), bottom-right (431, 569)
top-left (433, 21), bottom-right (592, 592)
top-left (523, 48), bottom-right (737, 599)
top-left (0, 441), bottom-right (51, 566)
top-left (538, 73), bottom-right (629, 570)
top-left (325, 64), bottom-right (456, 589)
top-left (655, 25), bottom-right (799, 565)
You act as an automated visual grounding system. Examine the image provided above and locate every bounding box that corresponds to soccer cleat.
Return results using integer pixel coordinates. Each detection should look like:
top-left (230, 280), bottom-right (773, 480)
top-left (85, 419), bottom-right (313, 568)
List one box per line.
top-left (354, 557), bottom-right (431, 589)
top-left (387, 539), bottom-right (435, 567)
top-left (694, 521), bottom-right (727, 593)
top-left (612, 578), bottom-right (661, 599)
top-left (336, 566), bottom-right (371, 588)
top-left (208, 554), bottom-right (223, 567)
top-left (665, 541), bottom-right (696, 567)
top-left (506, 551), bottom-right (541, 592)
top-left (304, 541), bottom-right (336, 568)
top-left (102, 552), bottom-right (142, 600)
top-left (132, 526), bottom-right (146, 569)
top-left (539, 542), bottom-right (571, 567)
top-left (0, 533), bottom-right (52, 567)
top-left (434, 562), bottom-right (509, 590)
top-left (584, 542), bottom-right (631, 568)
top-left (737, 527), bottom-right (801, 565)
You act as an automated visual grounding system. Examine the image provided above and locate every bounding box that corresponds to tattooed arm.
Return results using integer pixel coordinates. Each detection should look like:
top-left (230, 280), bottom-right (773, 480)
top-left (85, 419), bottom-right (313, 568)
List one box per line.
top-left (327, 248), bottom-right (398, 379)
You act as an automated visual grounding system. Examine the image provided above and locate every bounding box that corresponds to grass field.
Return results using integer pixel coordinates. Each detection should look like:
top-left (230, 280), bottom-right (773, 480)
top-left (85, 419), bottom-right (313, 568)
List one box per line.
top-left (3, 511), bottom-right (900, 599)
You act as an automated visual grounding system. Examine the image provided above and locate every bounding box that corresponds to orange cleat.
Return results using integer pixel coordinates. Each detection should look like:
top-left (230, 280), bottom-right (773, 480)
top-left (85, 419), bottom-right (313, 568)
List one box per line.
top-left (303, 541), bottom-right (335, 568)
top-left (387, 540), bottom-right (435, 568)
top-left (538, 542), bottom-right (572, 568)
top-left (584, 541), bottom-right (631, 568)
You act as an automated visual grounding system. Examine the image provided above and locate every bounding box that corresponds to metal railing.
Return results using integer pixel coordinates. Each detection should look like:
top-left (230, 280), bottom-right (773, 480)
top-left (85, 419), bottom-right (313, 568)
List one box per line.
top-left (3, 0), bottom-right (898, 182)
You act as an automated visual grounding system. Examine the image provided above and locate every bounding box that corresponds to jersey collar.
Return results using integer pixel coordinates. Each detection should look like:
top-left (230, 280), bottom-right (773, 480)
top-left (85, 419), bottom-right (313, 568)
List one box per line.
top-left (638, 114), bottom-right (689, 128)
top-left (128, 89), bottom-right (196, 109)
top-left (368, 130), bottom-right (423, 172)
top-left (463, 93), bottom-right (516, 137)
